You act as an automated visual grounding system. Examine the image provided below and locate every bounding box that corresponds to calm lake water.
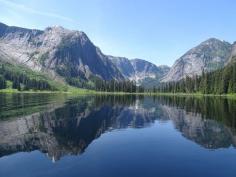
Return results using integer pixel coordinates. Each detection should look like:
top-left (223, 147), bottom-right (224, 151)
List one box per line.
top-left (0, 94), bottom-right (236, 177)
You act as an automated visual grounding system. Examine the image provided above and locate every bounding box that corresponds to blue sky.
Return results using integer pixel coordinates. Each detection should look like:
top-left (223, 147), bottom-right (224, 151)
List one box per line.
top-left (0, 0), bottom-right (235, 66)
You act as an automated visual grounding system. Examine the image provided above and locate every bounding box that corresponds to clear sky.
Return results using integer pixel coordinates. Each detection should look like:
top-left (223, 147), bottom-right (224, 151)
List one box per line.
top-left (0, 0), bottom-right (236, 66)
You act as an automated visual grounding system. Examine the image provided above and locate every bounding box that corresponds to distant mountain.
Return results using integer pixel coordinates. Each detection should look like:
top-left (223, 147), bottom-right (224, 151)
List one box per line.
top-left (162, 38), bottom-right (232, 82)
top-left (130, 59), bottom-right (170, 82)
top-left (1, 22), bottom-right (234, 88)
top-left (108, 56), bottom-right (135, 78)
top-left (109, 56), bottom-right (170, 85)
top-left (0, 22), bottom-right (169, 88)
top-left (0, 22), bottom-right (124, 85)
top-left (228, 42), bottom-right (236, 64)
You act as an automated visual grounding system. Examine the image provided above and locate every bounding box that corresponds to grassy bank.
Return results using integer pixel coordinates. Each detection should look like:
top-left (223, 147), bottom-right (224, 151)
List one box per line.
top-left (0, 86), bottom-right (97, 95)
top-left (0, 87), bottom-right (90, 94)
top-left (0, 88), bottom-right (68, 94)
top-left (1, 88), bottom-right (236, 99)
top-left (146, 92), bottom-right (236, 99)
top-left (85, 91), bottom-right (236, 99)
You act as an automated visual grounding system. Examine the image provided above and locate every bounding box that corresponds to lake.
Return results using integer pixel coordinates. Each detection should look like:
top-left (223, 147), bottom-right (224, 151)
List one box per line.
top-left (0, 94), bottom-right (236, 177)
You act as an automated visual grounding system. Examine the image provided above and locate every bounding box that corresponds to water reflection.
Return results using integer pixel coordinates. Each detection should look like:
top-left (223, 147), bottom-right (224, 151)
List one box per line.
top-left (155, 96), bottom-right (236, 149)
top-left (0, 94), bottom-right (236, 161)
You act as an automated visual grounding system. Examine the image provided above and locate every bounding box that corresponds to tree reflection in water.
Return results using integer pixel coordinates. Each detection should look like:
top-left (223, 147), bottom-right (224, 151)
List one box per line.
top-left (0, 94), bottom-right (235, 161)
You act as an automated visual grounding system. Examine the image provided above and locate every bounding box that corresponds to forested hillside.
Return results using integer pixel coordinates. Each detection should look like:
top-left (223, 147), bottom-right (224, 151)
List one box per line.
top-left (0, 61), bottom-right (67, 91)
top-left (156, 62), bottom-right (236, 94)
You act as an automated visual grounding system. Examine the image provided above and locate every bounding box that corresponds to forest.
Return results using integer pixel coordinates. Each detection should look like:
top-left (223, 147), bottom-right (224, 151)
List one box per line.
top-left (94, 79), bottom-right (144, 93)
top-left (1, 61), bottom-right (236, 94)
top-left (0, 63), bottom-right (57, 91)
top-left (155, 62), bottom-right (236, 94)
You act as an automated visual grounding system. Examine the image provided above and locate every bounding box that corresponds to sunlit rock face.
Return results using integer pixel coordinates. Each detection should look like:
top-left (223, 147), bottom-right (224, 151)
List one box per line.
top-left (0, 22), bottom-right (170, 84)
top-left (109, 56), bottom-right (170, 85)
top-left (162, 38), bottom-right (232, 82)
top-left (228, 42), bottom-right (236, 64)
top-left (0, 22), bottom-right (124, 82)
top-left (0, 22), bottom-right (234, 86)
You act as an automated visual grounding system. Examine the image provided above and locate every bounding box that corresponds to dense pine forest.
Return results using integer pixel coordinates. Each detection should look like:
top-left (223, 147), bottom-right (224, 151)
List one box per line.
top-left (0, 62), bottom-right (144, 93)
top-left (155, 63), bottom-right (236, 94)
top-left (1, 60), bottom-right (235, 94)
top-left (94, 79), bottom-right (144, 93)
top-left (0, 63), bottom-right (61, 91)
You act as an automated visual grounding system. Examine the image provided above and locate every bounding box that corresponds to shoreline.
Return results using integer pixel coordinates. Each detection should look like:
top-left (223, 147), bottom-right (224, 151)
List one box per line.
top-left (0, 89), bottom-right (235, 98)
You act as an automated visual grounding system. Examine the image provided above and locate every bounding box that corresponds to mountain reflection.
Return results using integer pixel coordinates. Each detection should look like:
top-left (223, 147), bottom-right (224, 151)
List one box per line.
top-left (0, 95), bottom-right (236, 161)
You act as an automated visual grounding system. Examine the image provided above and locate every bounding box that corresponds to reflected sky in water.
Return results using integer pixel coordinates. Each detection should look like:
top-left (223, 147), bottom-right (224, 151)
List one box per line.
top-left (0, 94), bottom-right (236, 177)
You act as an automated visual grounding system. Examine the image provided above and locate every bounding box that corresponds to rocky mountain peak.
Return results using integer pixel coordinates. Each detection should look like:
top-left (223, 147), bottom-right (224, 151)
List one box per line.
top-left (202, 37), bottom-right (225, 44)
top-left (204, 37), bottom-right (230, 47)
top-left (1, 22), bottom-right (233, 87)
top-left (130, 58), bottom-right (158, 72)
top-left (162, 38), bottom-right (232, 82)
top-left (110, 57), bottom-right (170, 86)
top-left (0, 22), bottom-right (124, 82)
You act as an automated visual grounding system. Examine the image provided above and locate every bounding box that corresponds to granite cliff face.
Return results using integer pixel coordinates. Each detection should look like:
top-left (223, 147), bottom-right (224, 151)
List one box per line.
top-left (1, 22), bottom-right (234, 85)
top-left (109, 56), bottom-right (170, 85)
top-left (228, 42), bottom-right (236, 64)
top-left (0, 22), bottom-right (124, 82)
top-left (130, 59), bottom-right (169, 82)
top-left (0, 22), bottom-right (169, 85)
top-left (162, 38), bottom-right (232, 82)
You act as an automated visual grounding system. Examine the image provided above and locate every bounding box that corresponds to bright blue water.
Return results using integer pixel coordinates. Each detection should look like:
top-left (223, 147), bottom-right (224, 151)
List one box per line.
top-left (0, 94), bottom-right (236, 177)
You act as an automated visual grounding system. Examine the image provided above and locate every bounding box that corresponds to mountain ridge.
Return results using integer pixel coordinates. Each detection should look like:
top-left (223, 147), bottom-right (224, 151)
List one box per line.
top-left (162, 38), bottom-right (232, 82)
top-left (109, 56), bottom-right (170, 85)
top-left (0, 22), bottom-right (124, 83)
top-left (0, 22), bottom-right (167, 87)
top-left (0, 22), bottom-right (234, 89)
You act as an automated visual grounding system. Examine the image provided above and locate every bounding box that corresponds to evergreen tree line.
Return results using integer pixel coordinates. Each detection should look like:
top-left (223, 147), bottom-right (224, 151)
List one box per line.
top-left (152, 96), bottom-right (236, 127)
top-left (0, 75), bottom-right (6, 89)
top-left (155, 63), bottom-right (236, 94)
top-left (0, 64), bottom-right (55, 91)
top-left (66, 77), bottom-right (94, 89)
top-left (94, 79), bottom-right (144, 93)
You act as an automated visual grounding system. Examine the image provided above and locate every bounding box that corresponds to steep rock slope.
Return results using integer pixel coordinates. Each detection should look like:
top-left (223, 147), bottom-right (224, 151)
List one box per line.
top-left (109, 56), bottom-right (170, 84)
top-left (108, 56), bottom-right (135, 78)
top-left (162, 38), bottom-right (232, 82)
top-left (228, 42), bottom-right (236, 64)
top-left (0, 22), bottom-right (124, 82)
top-left (130, 59), bottom-right (169, 81)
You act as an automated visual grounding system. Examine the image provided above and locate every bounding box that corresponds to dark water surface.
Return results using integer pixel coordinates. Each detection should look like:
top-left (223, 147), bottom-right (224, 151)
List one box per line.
top-left (0, 94), bottom-right (236, 177)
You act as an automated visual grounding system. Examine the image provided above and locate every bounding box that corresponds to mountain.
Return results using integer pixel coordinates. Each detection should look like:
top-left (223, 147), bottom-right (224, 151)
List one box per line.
top-left (228, 42), bottom-right (236, 64)
top-left (159, 60), bottom-right (236, 94)
top-left (108, 56), bottom-right (135, 78)
top-left (0, 22), bottom-right (169, 88)
top-left (1, 22), bottom-right (233, 89)
top-left (0, 22), bottom-right (124, 85)
top-left (162, 38), bottom-right (232, 82)
top-left (130, 59), bottom-right (170, 82)
top-left (109, 56), bottom-right (170, 85)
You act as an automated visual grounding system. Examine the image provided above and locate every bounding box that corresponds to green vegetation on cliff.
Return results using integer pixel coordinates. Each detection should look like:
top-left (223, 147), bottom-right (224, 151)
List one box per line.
top-left (0, 61), bottom-right (68, 92)
top-left (157, 62), bottom-right (236, 95)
